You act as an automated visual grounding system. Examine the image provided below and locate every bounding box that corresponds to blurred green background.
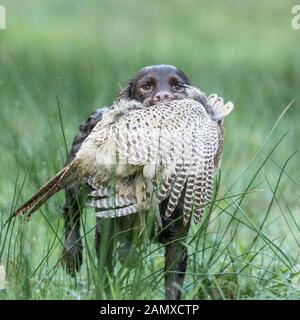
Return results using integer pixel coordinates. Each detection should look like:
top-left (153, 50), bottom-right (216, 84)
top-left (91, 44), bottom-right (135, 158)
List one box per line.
top-left (0, 0), bottom-right (300, 299)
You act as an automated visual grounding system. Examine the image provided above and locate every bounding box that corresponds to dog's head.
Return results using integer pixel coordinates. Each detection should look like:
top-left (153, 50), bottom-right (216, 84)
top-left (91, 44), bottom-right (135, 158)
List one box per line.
top-left (117, 64), bottom-right (198, 107)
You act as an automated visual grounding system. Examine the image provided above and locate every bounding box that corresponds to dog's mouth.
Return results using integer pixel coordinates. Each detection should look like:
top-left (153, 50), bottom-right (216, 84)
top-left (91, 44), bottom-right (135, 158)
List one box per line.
top-left (143, 95), bottom-right (188, 107)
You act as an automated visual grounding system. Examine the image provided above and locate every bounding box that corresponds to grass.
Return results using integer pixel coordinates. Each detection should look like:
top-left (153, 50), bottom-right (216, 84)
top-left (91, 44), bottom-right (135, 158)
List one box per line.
top-left (0, 0), bottom-right (300, 299)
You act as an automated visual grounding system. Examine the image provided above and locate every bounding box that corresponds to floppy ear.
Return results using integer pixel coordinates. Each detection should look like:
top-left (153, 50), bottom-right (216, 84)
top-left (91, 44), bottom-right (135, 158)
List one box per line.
top-left (185, 85), bottom-right (207, 106)
top-left (116, 78), bottom-right (136, 101)
top-left (176, 68), bottom-right (191, 86)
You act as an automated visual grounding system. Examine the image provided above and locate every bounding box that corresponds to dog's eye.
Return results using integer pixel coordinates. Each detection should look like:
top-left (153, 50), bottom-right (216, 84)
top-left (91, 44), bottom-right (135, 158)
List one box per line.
top-left (173, 84), bottom-right (185, 92)
top-left (140, 84), bottom-right (153, 92)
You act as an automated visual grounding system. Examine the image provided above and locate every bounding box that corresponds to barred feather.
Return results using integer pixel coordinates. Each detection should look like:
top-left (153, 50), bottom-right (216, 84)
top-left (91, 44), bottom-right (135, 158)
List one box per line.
top-left (164, 164), bottom-right (188, 219)
top-left (86, 195), bottom-right (135, 209)
top-left (182, 165), bottom-right (198, 226)
top-left (95, 205), bottom-right (138, 218)
top-left (88, 186), bottom-right (113, 198)
top-left (157, 165), bottom-right (181, 202)
top-left (193, 167), bottom-right (207, 224)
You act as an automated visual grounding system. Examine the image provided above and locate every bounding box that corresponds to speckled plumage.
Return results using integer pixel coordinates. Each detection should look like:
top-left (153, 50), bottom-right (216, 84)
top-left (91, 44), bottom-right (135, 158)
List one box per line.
top-left (15, 97), bottom-right (232, 226)
top-left (74, 98), bottom-right (220, 225)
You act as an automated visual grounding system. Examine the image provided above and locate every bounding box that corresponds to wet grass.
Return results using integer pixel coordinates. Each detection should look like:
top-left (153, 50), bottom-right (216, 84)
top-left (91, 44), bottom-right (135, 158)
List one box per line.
top-left (0, 0), bottom-right (300, 299)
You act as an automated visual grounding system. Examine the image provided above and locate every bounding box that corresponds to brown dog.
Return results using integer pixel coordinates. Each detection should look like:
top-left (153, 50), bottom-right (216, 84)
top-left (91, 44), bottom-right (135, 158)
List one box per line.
top-left (61, 64), bottom-right (220, 299)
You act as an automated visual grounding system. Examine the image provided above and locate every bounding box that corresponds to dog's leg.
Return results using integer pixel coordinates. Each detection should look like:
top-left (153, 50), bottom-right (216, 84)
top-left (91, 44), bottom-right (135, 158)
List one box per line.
top-left (164, 239), bottom-right (188, 300)
top-left (60, 109), bottom-right (106, 276)
top-left (95, 217), bottom-right (114, 277)
top-left (61, 185), bottom-right (83, 276)
top-left (95, 218), bottom-right (115, 299)
top-left (158, 198), bottom-right (189, 300)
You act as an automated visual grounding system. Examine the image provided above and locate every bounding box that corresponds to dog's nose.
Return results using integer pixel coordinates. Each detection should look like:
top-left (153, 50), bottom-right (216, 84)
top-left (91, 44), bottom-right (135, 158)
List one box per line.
top-left (153, 91), bottom-right (172, 102)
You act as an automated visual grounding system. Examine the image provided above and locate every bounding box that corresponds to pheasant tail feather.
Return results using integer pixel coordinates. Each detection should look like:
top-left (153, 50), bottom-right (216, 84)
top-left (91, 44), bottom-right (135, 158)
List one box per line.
top-left (14, 165), bottom-right (78, 217)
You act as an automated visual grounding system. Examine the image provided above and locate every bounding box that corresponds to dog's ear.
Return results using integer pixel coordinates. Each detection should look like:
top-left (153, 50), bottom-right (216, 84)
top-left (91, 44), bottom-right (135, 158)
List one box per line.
top-left (116, 78), bottom-right (136, 101)
top-left (185, 85), bottom-right (207, 106)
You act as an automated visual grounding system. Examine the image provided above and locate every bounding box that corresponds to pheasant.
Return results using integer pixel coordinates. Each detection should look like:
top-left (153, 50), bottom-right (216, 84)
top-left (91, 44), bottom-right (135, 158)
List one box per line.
top-left (14, 91), bottom-right (233, 226)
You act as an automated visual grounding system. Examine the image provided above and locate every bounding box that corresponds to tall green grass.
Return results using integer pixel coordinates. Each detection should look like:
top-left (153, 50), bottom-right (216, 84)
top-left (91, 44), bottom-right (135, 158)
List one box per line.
top-left (0, 0), bottom-right (300, 299)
